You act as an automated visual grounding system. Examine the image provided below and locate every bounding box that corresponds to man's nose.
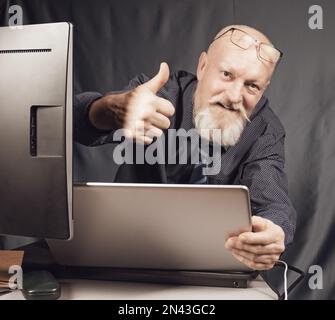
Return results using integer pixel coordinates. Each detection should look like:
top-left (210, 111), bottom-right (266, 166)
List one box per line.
top-left (226, 82), bottom-right (243, 105)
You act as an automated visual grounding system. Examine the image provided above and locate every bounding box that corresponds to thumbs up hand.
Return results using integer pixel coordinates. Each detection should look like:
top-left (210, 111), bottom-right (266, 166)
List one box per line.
top-left (123, 62), bottom-right (175, 144)
top-left (89, 62), bottom-right (175, 144)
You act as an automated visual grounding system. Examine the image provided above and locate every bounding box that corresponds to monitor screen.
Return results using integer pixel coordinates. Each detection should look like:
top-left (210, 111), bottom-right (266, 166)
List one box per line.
top-left (0, 22), bottom-right (73, 240)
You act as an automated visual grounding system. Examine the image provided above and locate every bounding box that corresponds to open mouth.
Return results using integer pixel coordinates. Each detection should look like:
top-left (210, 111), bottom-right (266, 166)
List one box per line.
top-left (213, 101), bottom-right (251, 123)
top-left (217, 102), bottom-right (238, 112)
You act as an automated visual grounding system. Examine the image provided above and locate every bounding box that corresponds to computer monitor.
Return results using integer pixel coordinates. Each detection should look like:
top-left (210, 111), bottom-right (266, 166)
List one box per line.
top-left (0, 22), bottom-right (73, 240)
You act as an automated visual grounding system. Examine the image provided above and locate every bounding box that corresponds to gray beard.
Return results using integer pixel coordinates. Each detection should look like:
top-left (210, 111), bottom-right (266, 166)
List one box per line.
top-left (193, 106), bottom-right (247, 148)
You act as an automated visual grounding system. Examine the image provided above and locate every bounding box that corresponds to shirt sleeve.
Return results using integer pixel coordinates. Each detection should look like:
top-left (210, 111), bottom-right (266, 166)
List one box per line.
top-left (73, 74), bottom-right (149, 146)
top-left (73, 91), bottom-right (106, 146)
top-left (239, 133), bottom-right (297, 246)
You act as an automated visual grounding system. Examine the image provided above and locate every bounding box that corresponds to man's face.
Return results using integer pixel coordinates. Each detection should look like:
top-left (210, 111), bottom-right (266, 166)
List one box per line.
top-left (193, 36), bottom-right (275, 147)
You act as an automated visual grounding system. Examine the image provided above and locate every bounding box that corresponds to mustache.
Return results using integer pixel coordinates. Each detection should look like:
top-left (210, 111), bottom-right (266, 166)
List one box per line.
top-left (209, 98), bottom-right (251, 123)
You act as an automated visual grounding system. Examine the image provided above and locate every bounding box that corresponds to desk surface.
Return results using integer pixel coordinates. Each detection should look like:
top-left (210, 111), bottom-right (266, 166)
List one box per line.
top-left (0, 278), bottom-right (276, 300)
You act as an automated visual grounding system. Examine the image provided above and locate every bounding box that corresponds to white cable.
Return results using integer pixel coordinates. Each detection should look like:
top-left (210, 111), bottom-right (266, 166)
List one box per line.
top-left (277, 260), bottom-right (288, 300)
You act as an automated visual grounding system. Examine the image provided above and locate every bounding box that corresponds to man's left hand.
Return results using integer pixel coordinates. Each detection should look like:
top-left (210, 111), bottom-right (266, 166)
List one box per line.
top-left (225, 216), bottom-right (285, 270)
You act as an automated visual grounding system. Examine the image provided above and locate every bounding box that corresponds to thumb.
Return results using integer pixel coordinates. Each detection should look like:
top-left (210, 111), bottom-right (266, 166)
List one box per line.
top-left (145, 62), bottom-right (170, 94)
top-left (251, 216), bottom-right (268, 232)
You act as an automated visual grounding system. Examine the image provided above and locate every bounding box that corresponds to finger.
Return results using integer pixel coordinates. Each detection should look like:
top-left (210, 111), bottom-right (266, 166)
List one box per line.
top-left (135, 135), bottom-right (153, 145)
top-left (251, 215), bottom-right (268, 232)
top-left (228, 239), bottom-right (285, 255)
top-left (155, 97), bottom-right (175, 117)
top-left (231, 249), bottom-right (280, 264)
top-left (231, 251), bottom-right (275, 271)
top-left (144, 126), bottom-right (164, 139)
top-left (238, 231), bottom-right (276, 245)
top-left (225, 236), bottom-right (238, 250)
top-left (150, 112), bottom-right (171, 129)
top-left (125, 122), bottom-right (147, 139)
top-left (144, 62), bottom-right (170, 94)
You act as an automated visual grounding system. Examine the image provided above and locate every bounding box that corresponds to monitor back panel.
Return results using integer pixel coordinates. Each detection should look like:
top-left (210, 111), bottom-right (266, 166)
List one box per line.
top-left (48, 184), bottom-right (252, 272)
top-left (0, 23), bottom-right (73, 239)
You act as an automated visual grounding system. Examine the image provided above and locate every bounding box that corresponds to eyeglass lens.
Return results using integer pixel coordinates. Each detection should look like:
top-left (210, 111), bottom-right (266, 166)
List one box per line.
top-left (230, 29), bottom-right (281, 63)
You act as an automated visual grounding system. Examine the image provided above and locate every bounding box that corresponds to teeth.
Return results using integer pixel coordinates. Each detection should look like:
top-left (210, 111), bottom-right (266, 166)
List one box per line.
top-left (217, 102), bottom-right (229, 110)
top-left (217, 102), bottom-right (237, 112)
top-left (223, 104), bottom-right (234, 111)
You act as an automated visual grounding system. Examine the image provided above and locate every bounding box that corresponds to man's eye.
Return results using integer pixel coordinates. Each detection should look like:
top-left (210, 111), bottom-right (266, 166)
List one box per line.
top-left (247, 83), bottom-right (260, 91)
top-left (221, 70), bottom-right (231, 78)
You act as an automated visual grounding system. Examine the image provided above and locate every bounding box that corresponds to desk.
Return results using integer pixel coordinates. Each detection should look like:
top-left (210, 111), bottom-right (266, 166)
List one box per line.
top-left (0, 277), bottom-right (276, 300)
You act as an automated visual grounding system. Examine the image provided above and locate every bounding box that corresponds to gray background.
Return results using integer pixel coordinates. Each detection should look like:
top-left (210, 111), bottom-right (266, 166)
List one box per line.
top-left (1, 0), bottom-right (334, 299)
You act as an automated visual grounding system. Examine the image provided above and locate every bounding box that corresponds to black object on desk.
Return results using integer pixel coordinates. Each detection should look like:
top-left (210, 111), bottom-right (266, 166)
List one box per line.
top-left (22, 271), bottom-right (61, 300)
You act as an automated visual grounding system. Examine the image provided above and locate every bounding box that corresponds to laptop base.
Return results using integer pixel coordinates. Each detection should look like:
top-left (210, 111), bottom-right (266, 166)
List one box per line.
top-left (51, 266), bottom-right (258, 289)
top-left (20, 241), bottom-right (257, 289)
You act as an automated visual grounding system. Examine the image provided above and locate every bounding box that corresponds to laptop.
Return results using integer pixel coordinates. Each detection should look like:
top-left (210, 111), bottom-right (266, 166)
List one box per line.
top-left (48, 183), bottom-right (252, 276)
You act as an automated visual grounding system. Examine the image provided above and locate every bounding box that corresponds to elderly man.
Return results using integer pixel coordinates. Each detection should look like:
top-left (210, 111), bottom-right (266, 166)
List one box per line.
top-left (74, 25), bottom-right (296, 270)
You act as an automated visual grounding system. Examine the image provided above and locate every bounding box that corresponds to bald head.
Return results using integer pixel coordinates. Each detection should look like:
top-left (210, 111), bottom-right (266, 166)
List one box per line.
top-left (212, 24), bottom-right (273, 47)
top-left (206, 24), bottom-right (278, 75)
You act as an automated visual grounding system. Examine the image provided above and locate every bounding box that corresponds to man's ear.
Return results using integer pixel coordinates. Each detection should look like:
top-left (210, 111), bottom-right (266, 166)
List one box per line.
top-left (196, 52), bottom-right (208, 81)
top-left (264, 80), bottom-right (271, 91)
